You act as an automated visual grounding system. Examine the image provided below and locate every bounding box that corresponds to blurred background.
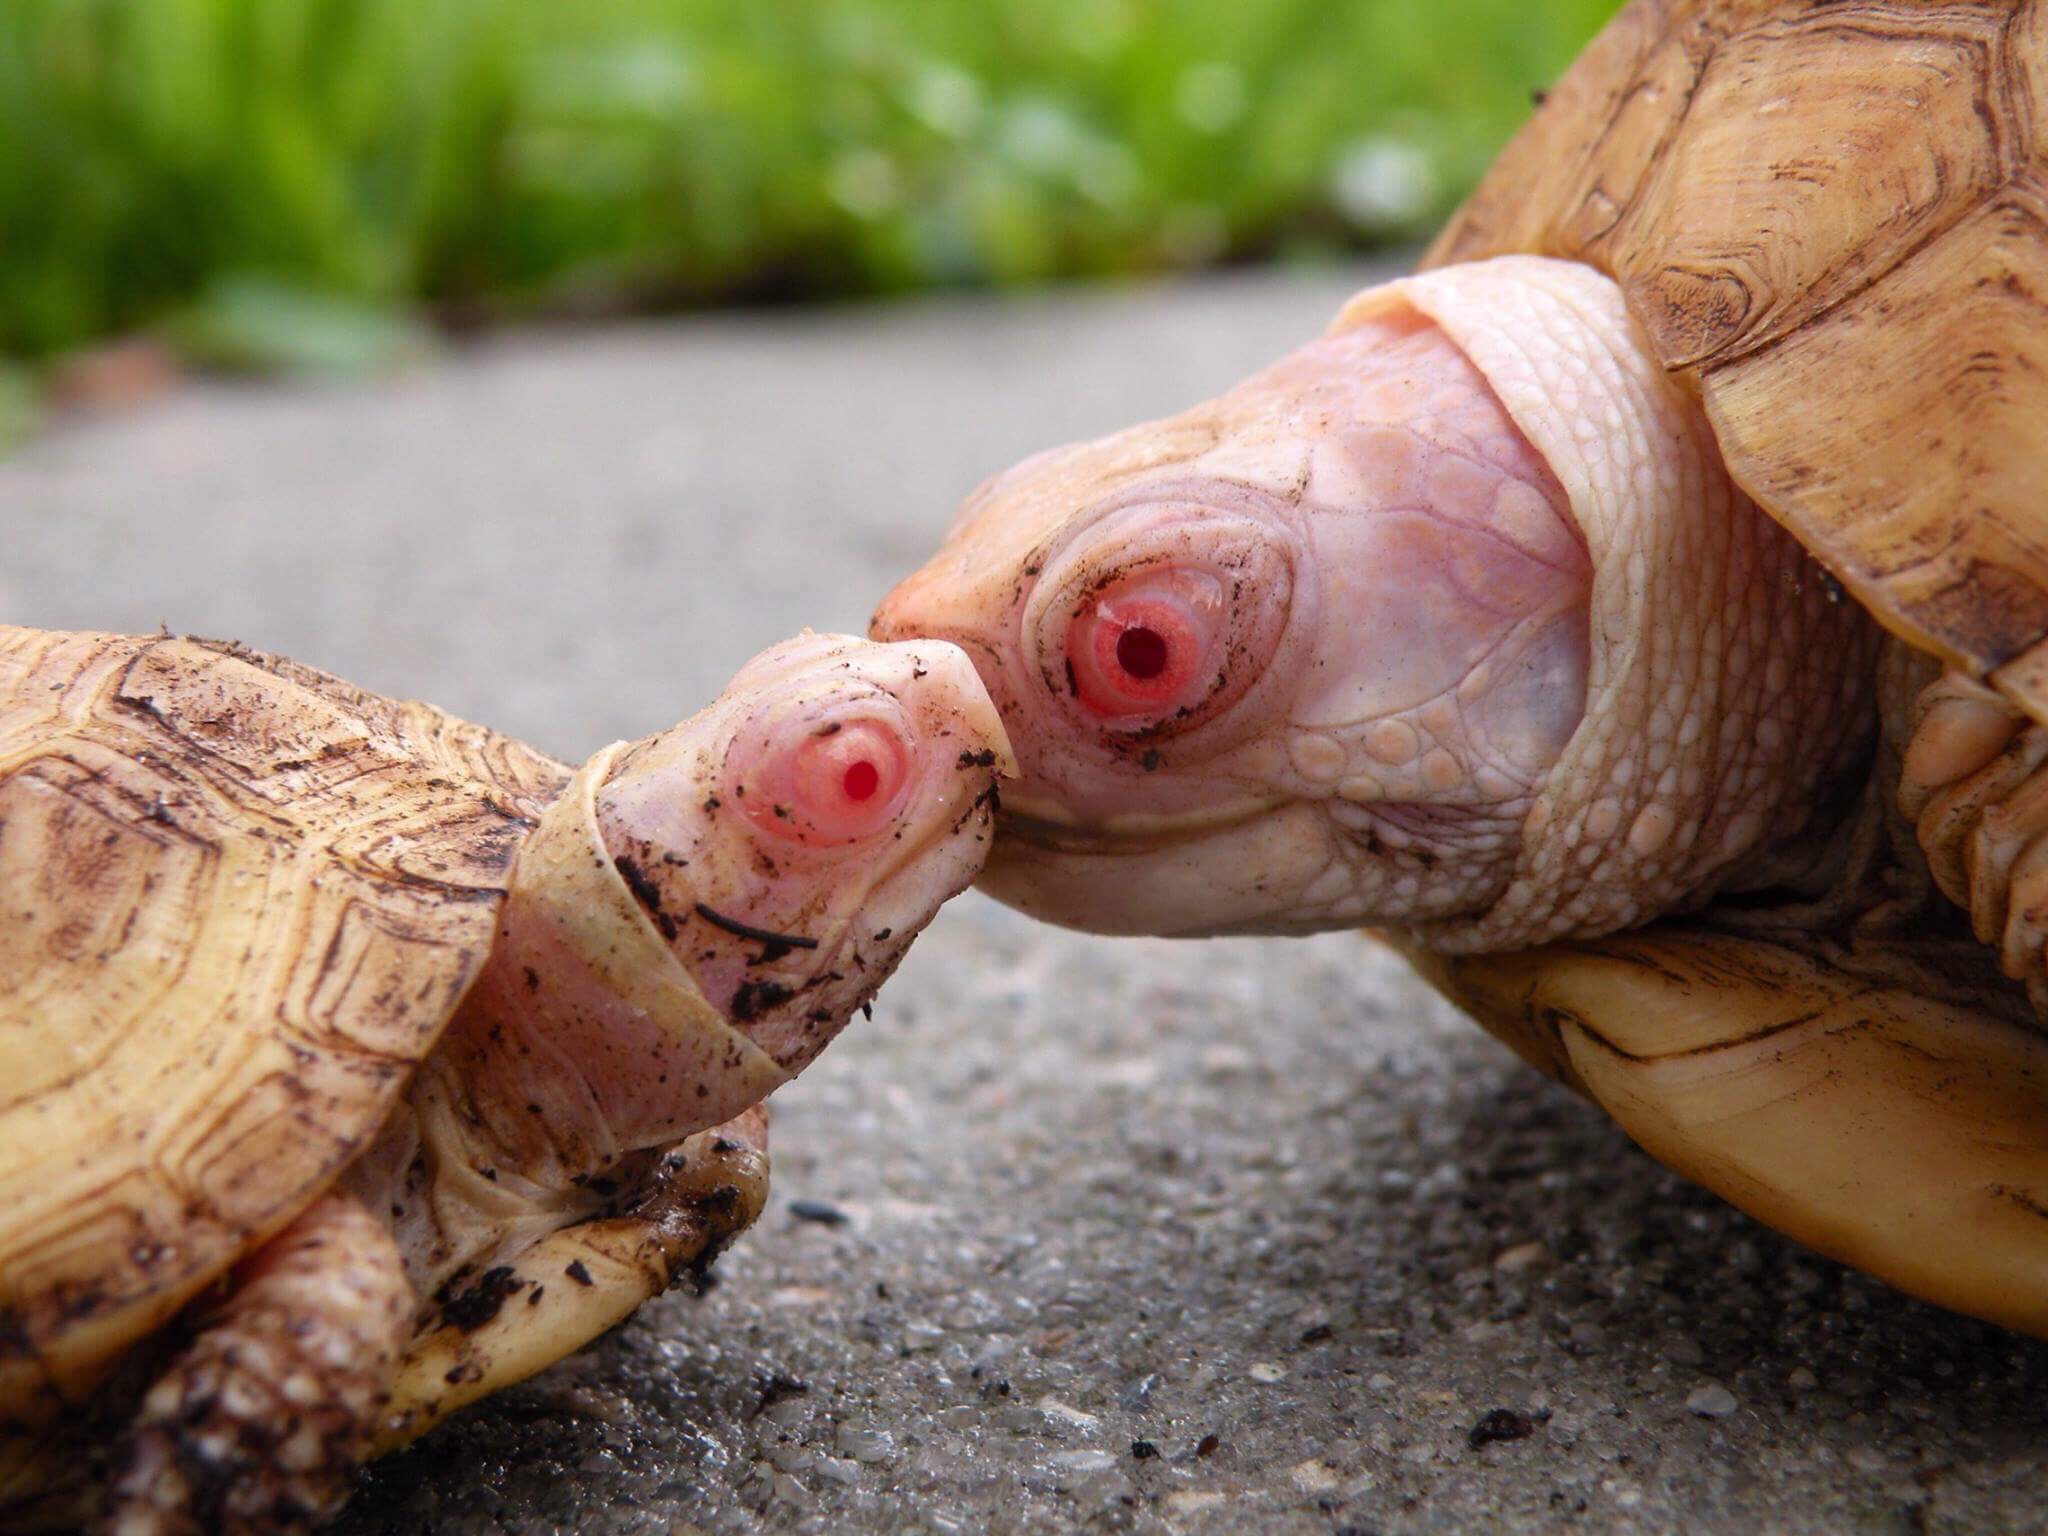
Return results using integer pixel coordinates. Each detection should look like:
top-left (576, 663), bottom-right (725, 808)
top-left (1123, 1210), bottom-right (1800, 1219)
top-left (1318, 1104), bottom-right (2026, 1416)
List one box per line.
top-left (17, 11), bottom-right (2048, 1530)
top-left (0, 0), bottom-right (1617, 439)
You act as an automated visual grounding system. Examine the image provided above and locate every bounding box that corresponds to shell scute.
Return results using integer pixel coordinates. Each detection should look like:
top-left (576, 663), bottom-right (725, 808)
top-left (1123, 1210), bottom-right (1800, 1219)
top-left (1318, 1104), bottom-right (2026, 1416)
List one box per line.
top-left (1429, 0), bottom-right (2048, 715)
top-left (1706, 177), bottom-right (2048, 671)
top-left (0, 759), bottom-right (215, 1112)
top-left (0, 627), bottom-right (564, 1420)
top-left (1634, 7), bottom-right (2004, 364)
top-left (112, 643), bottom-right (375, 790)
top-left (284, 892), bottom-right (493, 1061)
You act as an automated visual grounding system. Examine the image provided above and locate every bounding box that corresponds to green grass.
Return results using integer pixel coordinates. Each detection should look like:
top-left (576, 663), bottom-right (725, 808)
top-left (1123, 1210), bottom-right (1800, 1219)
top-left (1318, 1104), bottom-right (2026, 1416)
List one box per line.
top-left (0, 0), bottom-right (1619, 364)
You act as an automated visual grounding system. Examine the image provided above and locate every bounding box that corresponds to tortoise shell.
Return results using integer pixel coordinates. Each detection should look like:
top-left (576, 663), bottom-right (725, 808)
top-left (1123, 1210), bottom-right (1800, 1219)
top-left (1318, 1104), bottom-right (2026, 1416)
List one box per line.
top-left (1426, 0), bottom-right (2048, 717)
top-left (0, 626), bottom-right (568, 1424)
top-left (1408, 0), bottom-right (2048, 1341)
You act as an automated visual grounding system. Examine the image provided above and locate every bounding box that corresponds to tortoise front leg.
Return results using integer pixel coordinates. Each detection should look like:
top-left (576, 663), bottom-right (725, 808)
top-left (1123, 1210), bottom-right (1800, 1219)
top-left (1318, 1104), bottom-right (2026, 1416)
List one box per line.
top-left (100, 1193), bottom-right (412, 1536)
top-left (372, 1107), bottom-right (768, 1456)
top-left (1897, 668), bottom-right (2048, 1008)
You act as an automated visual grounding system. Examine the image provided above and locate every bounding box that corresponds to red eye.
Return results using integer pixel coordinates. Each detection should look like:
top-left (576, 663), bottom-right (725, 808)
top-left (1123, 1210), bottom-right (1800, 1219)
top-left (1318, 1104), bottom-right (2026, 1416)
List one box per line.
top-left (736, 717), bottom-right (913, 846)
top-left (1066, 571), bottom-right (1223, 721)
top-left (842, 758), bottom-right (881, 800)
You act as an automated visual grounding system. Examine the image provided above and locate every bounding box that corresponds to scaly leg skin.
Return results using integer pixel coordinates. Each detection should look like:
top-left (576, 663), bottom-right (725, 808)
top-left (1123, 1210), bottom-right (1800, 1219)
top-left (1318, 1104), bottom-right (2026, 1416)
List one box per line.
top-left (372, 1108), bottom-right (769, 1456)
top-left (98, 1194), bottom-right (412, 1536)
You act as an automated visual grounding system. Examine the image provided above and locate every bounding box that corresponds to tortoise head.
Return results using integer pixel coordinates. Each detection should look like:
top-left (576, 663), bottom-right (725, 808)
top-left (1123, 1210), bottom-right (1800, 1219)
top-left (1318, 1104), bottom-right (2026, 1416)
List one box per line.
top-left (873, 258), bottom-right (1875, 947)
top-left (408, 633), bottom-right (1010, 1187)
top-left (594, 632), bottom-right (1011, 1074)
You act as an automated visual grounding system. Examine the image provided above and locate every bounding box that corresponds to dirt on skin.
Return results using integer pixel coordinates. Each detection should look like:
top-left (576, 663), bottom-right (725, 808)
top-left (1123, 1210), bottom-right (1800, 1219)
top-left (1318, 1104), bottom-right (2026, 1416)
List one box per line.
top-left (2, 264), bottom-right (2044, 1534)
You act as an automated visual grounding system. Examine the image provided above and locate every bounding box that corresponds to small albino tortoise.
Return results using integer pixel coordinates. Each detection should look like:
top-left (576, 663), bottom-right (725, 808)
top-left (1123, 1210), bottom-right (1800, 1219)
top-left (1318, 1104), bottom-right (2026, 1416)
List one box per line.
top-left (0, 626), bottom-right (1007, 1534)
top-left (876, 0), bottom-right (2048, 1336)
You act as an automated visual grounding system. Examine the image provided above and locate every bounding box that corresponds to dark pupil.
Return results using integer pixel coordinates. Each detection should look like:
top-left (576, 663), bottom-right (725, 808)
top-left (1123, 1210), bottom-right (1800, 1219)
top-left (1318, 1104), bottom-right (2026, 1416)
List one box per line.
top-left (1115, 625), bottom-right (1169, 680)
top-left (843, 760), bottom-right (880, 800)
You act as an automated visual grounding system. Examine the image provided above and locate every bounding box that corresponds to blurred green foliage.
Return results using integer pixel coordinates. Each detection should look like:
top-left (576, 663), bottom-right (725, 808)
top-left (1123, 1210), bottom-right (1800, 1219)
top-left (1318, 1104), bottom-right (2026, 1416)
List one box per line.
top-left (0, 0), bottom-right (1618, 362)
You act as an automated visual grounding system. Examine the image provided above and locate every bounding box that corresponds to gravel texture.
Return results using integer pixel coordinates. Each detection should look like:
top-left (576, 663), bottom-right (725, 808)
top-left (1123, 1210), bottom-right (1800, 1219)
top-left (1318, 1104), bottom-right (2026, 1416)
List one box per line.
top-left (6, 265), bottom-right (2048, 1534)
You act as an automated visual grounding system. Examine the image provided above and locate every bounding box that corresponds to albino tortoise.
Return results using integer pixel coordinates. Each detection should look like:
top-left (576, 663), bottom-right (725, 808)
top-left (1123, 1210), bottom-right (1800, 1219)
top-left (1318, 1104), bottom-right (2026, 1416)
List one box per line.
top-left (874, 0), bottom-right (2048, 1338)
top-left (0, 627), bottom-right (1007, 1534)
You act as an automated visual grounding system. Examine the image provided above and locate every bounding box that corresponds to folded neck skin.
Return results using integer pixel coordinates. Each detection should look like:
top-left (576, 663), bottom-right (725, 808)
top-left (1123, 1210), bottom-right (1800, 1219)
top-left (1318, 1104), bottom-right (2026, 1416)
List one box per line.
top-left (342, 633), bottom-right (1011, 1297)
top-left (872, 256), bottom-right (1879, 948)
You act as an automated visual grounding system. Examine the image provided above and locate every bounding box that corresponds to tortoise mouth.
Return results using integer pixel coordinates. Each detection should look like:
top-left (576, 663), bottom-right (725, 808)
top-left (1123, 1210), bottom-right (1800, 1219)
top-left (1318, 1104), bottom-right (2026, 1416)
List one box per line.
top-left (983, 794), bottom-right (1507, 939)
top-left (980, 797), bottom-right (1319, 937)
top-left (993, 791), bottom-right (1281, 854)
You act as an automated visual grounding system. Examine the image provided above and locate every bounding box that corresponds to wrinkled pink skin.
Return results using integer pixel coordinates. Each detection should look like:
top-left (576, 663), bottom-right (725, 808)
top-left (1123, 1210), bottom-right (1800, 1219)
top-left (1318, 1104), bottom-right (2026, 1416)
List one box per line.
top-left (875, 307), bottom-right (1592, 936)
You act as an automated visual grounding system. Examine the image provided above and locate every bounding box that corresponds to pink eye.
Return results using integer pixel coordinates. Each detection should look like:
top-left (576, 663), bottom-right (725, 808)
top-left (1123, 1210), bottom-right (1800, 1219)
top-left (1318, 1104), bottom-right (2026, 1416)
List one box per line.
top-left (1066, 571), bottom-right (1222, 721)
top-left (737, 717), bottom-right (913, 846)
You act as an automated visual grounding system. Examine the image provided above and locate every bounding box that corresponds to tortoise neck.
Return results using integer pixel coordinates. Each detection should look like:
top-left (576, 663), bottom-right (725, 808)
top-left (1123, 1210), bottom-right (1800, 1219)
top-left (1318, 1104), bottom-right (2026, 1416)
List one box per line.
top-left (411, 744), bottom-right (788, 1196)
top-left (1382, 258), bottom-right (1880, 952)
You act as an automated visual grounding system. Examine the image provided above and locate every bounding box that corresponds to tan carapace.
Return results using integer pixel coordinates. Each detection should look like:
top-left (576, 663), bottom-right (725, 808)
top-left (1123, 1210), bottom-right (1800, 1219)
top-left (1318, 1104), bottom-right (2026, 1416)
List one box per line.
top-left (1408, 0), bottom-right (2048, 1339)
top-left (0, 625), bottom-right (1008, 1534)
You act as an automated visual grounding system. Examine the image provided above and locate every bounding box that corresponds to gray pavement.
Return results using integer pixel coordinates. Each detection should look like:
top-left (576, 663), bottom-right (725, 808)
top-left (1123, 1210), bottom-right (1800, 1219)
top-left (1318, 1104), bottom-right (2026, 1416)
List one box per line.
top-left (5, 266), bottom-right (2046, 1535)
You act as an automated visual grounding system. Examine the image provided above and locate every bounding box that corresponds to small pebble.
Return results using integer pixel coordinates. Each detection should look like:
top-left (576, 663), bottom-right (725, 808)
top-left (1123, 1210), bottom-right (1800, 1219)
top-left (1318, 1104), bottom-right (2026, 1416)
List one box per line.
top-left (809, 1455), bottom-right (861, 1486)
top-left (1493, 1240), bottom-right (1553, 1272)
top-left (1247, 1361), bottom-right (1286, 1383)
top-left (788, 1199), bottom-right (850, 1226)
top-left (1036, 1396), bottom-right (1101, 1428)
top-left (835, 1425), bottom-right (895, 1464)
top-left (757, 1373), bottom-right (809, 1411)
top-left (1663, 1335), bottom-right (1706, 1367)
top-left (1787, 1367), bottom-right (1818, 1391)
top-left (1118, 1373), bottom-right (1159, 1409)
top-left (1686, 1382), bottom-right (1739, 1418)
top-left (1199, 1044), bottom-right (1255, 1077)
top-left (1290, 1458), bottom-right (1339, 1492)
top-left (1047, 1449), bottom-right (1119, 1475)
top-left (1130, 1440), bottom-right (1159, 1460)
top-left (1467, 1408), bottom-right (1535, 1449)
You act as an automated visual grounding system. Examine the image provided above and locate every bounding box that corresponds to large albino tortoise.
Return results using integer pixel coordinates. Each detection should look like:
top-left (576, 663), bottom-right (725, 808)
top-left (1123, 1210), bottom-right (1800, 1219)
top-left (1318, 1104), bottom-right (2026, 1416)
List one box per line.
top-left (875, 0), bottom-right (2048, 1337)
top-left (0, 627), bottom-right (1007, 1534)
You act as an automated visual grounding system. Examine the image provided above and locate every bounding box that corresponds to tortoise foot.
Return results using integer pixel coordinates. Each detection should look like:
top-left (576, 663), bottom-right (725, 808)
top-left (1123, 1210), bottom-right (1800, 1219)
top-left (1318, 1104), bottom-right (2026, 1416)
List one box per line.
top-left (372, 1107), bottom-right (769, 1456)
top-left (99, 1194), bottom-right (411, 1536)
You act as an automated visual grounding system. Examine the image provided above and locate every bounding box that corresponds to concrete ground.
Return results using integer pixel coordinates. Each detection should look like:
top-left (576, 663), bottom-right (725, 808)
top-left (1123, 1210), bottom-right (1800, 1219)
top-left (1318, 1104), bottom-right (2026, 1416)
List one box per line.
top-left (5, 265), bottom-right (2047, 1535)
